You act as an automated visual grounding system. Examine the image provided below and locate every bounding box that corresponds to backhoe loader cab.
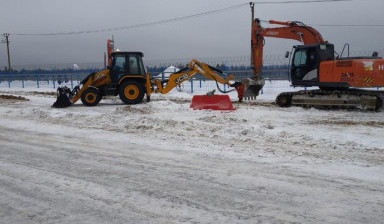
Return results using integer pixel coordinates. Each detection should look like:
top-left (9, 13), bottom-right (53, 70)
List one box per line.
top-left (109, 52), bottom-right (146, 83)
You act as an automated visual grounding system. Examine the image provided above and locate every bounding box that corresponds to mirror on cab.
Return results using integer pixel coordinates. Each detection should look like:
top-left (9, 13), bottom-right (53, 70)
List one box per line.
top-left (285, 51), bottom-right (290, 58)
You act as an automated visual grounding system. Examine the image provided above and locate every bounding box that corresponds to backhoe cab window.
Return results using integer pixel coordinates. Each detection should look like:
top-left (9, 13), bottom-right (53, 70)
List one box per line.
top-left (112, 54), bottom-right (145, 76)
top-left (293, 50), bottom-right (307, 67)
top-left (126, 55), bottom-right (146, 75)
top-left (128, 56), bottom-right (139, 74)
top-left (114, 55), bottom-right (126, 72)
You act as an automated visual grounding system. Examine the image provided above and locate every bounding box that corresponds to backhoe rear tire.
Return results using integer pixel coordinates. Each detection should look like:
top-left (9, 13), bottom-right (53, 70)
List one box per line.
top-left (81, 87), bottom-right (102, 106)
top-left (119, 80), bottom-right (145, 105)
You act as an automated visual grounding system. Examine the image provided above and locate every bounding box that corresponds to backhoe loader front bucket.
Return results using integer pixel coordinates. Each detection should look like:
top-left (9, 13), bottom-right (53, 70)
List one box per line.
top-left (190, 95), bottom-right (235, 110)
top-left (52, 86), bottom-right (73, 108)
top-left (242, 78), bottom-right (265, 100)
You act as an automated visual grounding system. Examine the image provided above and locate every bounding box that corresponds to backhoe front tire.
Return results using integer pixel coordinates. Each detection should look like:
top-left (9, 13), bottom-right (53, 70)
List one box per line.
top-left (81, 87), bottom-right (102, 106)
top-left (119, 80), bottom-right (145, 105)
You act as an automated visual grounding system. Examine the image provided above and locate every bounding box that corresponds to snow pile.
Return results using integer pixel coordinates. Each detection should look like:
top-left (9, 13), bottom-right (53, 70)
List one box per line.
top-left (1, 86), bottom-right (382, 164)
top-left (0, 86), bottom-right (383, 224)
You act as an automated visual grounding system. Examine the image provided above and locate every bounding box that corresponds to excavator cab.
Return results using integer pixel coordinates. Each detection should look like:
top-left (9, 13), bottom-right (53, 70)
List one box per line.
top-left (109, 52), bottom-right (146, 84)
top-left (290, 43), bottom-right (334, 87)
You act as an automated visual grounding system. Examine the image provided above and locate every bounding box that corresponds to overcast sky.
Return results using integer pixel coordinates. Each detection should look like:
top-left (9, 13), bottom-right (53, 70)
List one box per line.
top-left (1, 0), bottom-right (383, 68)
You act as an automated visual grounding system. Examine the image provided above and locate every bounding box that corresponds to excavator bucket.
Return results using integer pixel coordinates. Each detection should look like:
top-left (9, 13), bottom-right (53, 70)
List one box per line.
top-left (190, 94), bottom-right (235, 110)
top-left (52, 86), bottom-right (73, 108)
top-left (242, 78), bottom-right (265, 100)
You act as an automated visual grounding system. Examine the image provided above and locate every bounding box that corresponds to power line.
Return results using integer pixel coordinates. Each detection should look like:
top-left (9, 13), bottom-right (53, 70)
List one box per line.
top-left (253, 0), bottom-right (351, 4)
top-left (317, 24), bottom-right (384, 27)
top-left (258, 16), bottom-right (384, 28)
top-left (10, 0), bottom-right (353, 36)
top-left (12, 3), bottom-right (249, 36)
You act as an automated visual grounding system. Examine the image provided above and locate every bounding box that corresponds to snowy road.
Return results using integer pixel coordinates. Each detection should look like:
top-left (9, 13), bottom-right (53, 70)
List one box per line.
top-left (0, 90), bottom-right (383, 223)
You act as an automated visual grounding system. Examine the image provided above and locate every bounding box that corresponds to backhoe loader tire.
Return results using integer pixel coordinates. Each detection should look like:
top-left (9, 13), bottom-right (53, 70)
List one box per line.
top-left (119, 80), bottom-right (145, 105)
top-left (81, 87), bottom-right (102, 106)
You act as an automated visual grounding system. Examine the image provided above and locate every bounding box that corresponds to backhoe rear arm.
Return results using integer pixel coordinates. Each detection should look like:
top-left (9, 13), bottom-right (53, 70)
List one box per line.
top-left (152, 59), bottom-right (239, 94)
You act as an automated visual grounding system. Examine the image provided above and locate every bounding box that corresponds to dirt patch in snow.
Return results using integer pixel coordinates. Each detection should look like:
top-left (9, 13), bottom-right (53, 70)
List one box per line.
top-left (309, 119), bottom-right (384, 127)
top-left (152, 97), bottom-right (276, 108)
top-left (0, 90), bottom-right (56, 97)
top-left (0, 94), bottom-right (29, 102)
top-left (116, 105), bottom-right (152, 114)
top-left (29, 91), bottom-right (56, 96)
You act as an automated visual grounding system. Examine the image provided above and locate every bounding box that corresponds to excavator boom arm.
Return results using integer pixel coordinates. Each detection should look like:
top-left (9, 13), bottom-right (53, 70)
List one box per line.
top-left (263, 19), bottom-right (325, 44)
top-left (251, 19), bottom-right (326, 77)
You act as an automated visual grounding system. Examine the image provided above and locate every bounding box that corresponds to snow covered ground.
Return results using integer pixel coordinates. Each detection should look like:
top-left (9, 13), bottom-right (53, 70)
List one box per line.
top-left (0, 83), bottom-right (383, 224)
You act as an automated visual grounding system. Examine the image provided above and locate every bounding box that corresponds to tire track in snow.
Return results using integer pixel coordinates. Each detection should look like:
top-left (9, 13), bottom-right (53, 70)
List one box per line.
top-left (1, 123), bottom-right (383, 223)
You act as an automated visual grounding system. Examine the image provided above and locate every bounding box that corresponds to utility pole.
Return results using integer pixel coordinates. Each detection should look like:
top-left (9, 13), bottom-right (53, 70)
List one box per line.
top-left (2, 33), bottom-right (11, 71)
top-left (250, 2), bottom-right (254, 70)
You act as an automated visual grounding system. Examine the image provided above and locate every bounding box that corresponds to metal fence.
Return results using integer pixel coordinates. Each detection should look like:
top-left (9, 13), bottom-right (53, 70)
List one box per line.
top-left (0, 68), bottom-right (291, 90)
top-left (1, 71), bottom-right (381, 96)
top-left (0, 72), bottom-right (89, 89)
top-left (0, 73), bottom-right (298, 98)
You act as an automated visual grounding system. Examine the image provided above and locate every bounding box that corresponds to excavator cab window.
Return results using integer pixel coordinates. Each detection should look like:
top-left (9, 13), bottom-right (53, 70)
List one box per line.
top-left (293, 49), bottom-right (307, 67)
top-left (291, 45), bottom-right (320, 86)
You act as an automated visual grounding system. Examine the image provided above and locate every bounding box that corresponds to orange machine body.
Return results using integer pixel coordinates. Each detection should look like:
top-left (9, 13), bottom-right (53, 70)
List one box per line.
top-left (320, 59), bottom-right (384, 88)
top-left (251, 18), bottom-right (384, 90)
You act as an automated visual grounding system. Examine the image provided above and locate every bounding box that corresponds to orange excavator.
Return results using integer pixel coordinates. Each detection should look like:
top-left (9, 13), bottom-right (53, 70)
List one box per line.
top-left (245, 3), bottom-right (384, 111)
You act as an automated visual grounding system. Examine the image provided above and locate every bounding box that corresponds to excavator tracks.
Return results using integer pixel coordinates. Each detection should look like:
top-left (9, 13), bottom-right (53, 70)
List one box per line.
top-left (276, 89), bottom-right (384, 111)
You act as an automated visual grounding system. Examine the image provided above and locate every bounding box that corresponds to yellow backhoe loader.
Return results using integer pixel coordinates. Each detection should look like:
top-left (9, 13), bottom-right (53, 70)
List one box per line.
top-left (52, 51), bottom-right (251, 108)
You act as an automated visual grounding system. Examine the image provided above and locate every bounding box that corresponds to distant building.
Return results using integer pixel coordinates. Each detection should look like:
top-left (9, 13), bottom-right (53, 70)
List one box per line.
top-left (155, 65), bottom-right (180, 79)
